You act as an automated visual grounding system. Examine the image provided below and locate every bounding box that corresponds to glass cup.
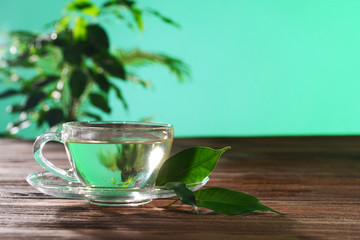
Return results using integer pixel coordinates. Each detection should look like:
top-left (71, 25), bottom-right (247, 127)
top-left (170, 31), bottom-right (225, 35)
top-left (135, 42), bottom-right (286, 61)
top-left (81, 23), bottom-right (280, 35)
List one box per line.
top-left (33, 121), bottom-right (174, 191)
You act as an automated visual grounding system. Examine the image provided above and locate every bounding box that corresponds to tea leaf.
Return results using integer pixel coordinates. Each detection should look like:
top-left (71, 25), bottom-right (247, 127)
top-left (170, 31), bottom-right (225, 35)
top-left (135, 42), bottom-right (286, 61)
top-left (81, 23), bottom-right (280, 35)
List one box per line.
top-left (165, 182), bottom-right (198, 214)
top-left (194, 187), bottom-right (282, 216)
top-left (156, 146), bottom-right (230, 186)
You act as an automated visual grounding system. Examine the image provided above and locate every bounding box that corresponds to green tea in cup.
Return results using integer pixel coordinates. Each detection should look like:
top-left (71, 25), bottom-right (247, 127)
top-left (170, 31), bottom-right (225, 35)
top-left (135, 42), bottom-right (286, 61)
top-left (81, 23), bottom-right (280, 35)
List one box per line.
top-left (33, 121), bottom-right (174, 188)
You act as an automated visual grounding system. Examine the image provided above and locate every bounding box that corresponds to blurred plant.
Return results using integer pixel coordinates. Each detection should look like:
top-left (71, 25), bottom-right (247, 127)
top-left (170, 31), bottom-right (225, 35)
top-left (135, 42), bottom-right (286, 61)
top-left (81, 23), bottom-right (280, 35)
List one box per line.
top-left (0, 0), bottom-right (189, 136)
top-left (99, 144), bottom-right (147, 187)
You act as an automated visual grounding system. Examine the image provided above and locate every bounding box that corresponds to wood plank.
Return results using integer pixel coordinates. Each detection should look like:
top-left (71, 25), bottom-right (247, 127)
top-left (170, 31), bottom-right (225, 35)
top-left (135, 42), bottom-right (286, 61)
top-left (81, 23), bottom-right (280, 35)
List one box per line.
top-left (0, 137), bottom-right (359, 239)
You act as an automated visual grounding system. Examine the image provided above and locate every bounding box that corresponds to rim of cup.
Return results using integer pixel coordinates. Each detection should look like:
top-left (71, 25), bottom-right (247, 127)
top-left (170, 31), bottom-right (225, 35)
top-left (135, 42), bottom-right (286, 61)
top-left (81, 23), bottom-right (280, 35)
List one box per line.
top-left (62, 121), bottom-right (174, 131)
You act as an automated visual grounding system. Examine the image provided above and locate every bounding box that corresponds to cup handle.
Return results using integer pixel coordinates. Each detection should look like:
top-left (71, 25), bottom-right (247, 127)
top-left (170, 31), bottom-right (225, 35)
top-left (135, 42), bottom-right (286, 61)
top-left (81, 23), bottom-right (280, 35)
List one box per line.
top-left (33, 132), bottom-right (78, 182)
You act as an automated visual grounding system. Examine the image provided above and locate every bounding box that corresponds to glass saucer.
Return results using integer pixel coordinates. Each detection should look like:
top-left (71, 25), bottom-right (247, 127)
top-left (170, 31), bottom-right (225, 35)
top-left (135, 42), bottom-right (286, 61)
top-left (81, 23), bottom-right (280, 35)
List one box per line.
top-left (26, 172), bottom-right (209, 206)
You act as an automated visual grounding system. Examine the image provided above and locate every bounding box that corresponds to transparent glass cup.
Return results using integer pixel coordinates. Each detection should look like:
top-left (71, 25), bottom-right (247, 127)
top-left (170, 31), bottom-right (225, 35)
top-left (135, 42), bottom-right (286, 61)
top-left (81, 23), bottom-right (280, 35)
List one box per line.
top-left (33, 121), bottom-right (174, 191)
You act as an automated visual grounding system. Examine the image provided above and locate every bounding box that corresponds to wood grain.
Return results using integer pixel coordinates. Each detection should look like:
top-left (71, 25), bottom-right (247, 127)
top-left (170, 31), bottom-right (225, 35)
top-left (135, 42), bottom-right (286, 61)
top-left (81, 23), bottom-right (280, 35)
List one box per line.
top-left (0, 136), bottom-right (359, 239)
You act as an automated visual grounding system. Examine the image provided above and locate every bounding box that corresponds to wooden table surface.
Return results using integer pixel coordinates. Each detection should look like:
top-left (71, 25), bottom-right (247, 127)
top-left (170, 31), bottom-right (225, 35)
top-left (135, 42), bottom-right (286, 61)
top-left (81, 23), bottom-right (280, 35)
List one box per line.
top-left (0, 136), bottom-right (359, 239)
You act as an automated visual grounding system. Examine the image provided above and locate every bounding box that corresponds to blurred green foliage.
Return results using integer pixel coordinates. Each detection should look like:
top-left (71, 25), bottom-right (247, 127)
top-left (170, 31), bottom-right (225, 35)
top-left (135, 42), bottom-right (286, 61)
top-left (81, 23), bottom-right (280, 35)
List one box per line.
top-left (0, 0), bottom-right (189, 136)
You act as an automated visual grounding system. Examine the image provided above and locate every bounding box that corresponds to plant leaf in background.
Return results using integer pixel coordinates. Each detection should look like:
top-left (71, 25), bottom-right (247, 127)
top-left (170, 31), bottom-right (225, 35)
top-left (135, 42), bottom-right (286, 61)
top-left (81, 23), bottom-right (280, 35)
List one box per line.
top-left (156, 146), bottom-right (230, 186)
top-left (86, 24), bottom-right (109, 51)
top-left (24, 92), bottom-right (47, 110)
top-left (0, 0), bottom-right (189, 137)
top-left (67, 0), bottom-right (100, 16)
top-left (43, 108), bottom-right (64, 127)
top-left (69, 68), bottom-right (88, 99)
top-left (30, 75), bottom-right (58, 89)
top-left (0, 89), bottom-right (22, 98)
top-left (119, 49), bottom-right (190, 83)
top-left (82, 111), bottom-right (101, 121)
top-left (92, 53), bottom-right (126, 79)
top-left (130, 8), bottom-right (144, 31)
top-left (89, 70), bottom-right (110, 93)
top-left (73, 17), bottom-right (87, 41)
top-left (89, 93), bottom-right (111, 113)
top-left (194, 187), bottom-right (282, 216)
top-left (145, 9), bottom-right (181, 29)
top-left (110, 83), bottom-right (128, 110)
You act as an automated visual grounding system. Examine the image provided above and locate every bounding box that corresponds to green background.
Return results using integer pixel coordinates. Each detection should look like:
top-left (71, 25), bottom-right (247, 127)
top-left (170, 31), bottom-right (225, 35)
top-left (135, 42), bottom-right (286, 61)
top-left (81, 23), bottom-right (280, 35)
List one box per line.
top-left (1, 0), bottom-right (360, 138)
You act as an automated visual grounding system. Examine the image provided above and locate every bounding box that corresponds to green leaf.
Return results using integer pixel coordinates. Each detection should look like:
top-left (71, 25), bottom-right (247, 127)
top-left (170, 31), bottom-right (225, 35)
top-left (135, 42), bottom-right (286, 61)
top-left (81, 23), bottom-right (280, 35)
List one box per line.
top-left (67, 0), bottom-right (100, 16)
top-left (90, 71), bottom-right (110, 93)
top-left (130, 8), bottom-right (143, 30)
top-left (63, 43), bottom-right (84, 65)
top-left (69, 68), bottom-right (88, 99)
top-left (194, 188), bottom-right (282, 216)
top-left (110, 83), bottom-right (128, 109)
top-left (53, 30), bottom-right (72, 47)
top-left (86, 24), bottom-right (109, 50)
top-left (7, 58), bottom-right (34, 68)
top-left (8, 31), bottom-right (37, 41)
top-left (56, 16), bottom-right (71, 33)
top-left (158, 54), bottom-right (190, 83)
top-left (31, 75), bottom-right (58, 88)
top-left (53, 30), bottom-right (84, 65)
top-left (81, 5), bottom-right (100, 16)
top-left (92, 53), bottom-right (126, 79)
top-left (24, 92), bottom-right (46, 110)
top-left (67, 0), bottom-right (92, 10)
top-left (147, 9), bottom-right (181, 29)
top-left (156, 146), bottom-right (230, 186)
top-left (74, 17), bottom-right (87, 41)
top-left (166, 182), bottom-right (198, 214)
top-left (117, 49), bottom-right (189, 83)
top-left (89, 93), bottom-right (111, 113)
top-left (43, 108), bottom-right (64, 127)
top-left (35, 47), bottom-right (62, 75)
top-left (36, 110), bottom-right (46, 127)
top-left (102, 0), bottom-right (135, 8)
top-left (0, 89), bottom-right (21, 98)
top-left (7, 104), bottom-right (23, 113)
top-left (83, 111), bottom-right (102, 121)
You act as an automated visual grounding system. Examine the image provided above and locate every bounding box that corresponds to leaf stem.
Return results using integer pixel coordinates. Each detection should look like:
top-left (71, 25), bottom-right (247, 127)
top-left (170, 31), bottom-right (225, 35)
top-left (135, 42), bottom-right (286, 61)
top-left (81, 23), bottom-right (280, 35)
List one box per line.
top-left (165, 198), bottom-right (179, 208)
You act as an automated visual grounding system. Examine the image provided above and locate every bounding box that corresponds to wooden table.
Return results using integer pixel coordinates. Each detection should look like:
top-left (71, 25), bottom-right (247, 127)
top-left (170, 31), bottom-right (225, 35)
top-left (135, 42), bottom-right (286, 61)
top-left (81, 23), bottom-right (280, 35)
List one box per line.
top-left (0, 136), bottom-right (359, 239)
